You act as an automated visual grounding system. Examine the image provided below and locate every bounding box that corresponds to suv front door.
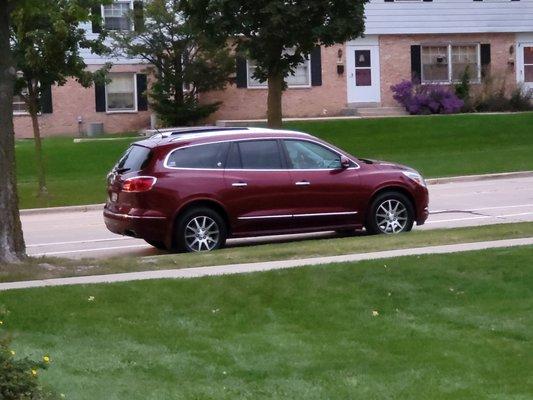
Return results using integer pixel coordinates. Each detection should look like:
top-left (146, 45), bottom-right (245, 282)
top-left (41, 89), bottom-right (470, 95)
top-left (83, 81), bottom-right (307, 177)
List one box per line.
top-left (282, 139), bottom-right (363, 230)
top-left (223, 139), bottom-right (293, 236)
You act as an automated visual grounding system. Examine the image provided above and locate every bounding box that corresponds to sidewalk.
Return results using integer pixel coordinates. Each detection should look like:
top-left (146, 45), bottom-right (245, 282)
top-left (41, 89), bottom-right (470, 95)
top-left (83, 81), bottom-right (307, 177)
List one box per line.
top-left (2, 237), bottom-right (532, 291)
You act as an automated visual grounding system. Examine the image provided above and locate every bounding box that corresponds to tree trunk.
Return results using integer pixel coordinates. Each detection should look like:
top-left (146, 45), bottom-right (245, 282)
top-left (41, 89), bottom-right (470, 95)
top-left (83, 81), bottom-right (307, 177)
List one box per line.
top-left (267, 71), bottom-right (283, 128)
top-left (27, 85), bottom-right (47, 196)
top-left (0, 0), bottom-right (27, 263)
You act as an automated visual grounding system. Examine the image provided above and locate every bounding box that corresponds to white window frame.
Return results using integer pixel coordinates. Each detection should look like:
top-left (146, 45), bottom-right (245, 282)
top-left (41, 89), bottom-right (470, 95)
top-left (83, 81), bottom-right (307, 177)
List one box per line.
top-left (246, 58), bottom-right (312, 89)
top-left (421, 43), bottom-right (481, 84)
top-left (13, 93), bottom-right (28, 116)
top-left (105, 72), bottom-right (138, 114)
top-left (101, 0), bottom-right (133, 32)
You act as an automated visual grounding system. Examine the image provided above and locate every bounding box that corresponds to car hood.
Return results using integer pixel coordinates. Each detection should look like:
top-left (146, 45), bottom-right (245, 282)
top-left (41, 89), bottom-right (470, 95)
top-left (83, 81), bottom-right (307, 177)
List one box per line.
top-left (359, 158), bottom-right (416, 173)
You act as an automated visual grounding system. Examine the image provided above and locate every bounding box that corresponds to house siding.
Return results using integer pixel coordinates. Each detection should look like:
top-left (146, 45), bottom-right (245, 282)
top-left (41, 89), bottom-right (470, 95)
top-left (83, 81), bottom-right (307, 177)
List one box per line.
top-left (365, 0), bottom-right (533, 35)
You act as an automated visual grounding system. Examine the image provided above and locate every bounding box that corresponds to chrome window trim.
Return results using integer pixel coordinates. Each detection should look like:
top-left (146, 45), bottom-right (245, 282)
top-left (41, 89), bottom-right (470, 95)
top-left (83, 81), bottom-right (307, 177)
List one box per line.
top-left (163, 137), bottom-right (361, 171)
top-left (237, 211), bottom-right (358, 220)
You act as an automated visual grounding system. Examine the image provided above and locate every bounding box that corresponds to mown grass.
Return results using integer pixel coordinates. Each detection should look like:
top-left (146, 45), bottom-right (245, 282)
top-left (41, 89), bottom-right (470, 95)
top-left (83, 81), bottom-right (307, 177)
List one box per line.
top-left (1, 222), bottom-right (533, 283)
top-left (1, 246), bottom-right (532, 399)
top-left (16, 113), bottom-right (533, 209)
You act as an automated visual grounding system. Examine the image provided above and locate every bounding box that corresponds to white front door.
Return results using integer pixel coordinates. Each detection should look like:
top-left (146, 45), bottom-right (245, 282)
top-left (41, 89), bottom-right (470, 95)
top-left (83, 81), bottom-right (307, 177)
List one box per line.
top-left (517, 42), bottom-right (533, 90)
top-left (346, 45), bottom-right (381, 104)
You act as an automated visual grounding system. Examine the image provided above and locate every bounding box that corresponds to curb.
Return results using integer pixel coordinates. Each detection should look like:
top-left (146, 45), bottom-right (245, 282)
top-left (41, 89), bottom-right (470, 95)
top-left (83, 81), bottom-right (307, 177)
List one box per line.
top-left (426, 170), bottom-right (533, 185)
top-left (18, 170), bottom-right (533, 216)
top-left (20, 203), bottom-right (104, 216)
top-left (1, 237), bottom-right (532, 291)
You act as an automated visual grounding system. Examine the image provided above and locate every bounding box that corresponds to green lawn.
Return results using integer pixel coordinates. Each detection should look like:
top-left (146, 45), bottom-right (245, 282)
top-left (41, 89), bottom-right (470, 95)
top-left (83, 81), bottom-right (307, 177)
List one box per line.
top-left (16, 113), bottom-right (533, 209)
top-left (2, 246), bottom-right (532, 399)
top-left (2, 222), bottom-right (533, 283)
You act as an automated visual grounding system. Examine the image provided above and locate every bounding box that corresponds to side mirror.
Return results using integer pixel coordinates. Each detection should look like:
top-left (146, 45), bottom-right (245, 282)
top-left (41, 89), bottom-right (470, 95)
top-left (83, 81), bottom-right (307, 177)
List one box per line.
top-left (340, 156), bottom-right (351, 169)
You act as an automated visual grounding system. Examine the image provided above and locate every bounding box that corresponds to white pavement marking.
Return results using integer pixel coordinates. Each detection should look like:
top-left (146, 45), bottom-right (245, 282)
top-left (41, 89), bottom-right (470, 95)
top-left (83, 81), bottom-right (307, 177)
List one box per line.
top-left (2, 238), bottom-right (532, 291)
top-left (430, 203), bottom-right (533, 214)
top-left (27, 237), bottom-right (131, 248)
top-left (32, 244), bottom-right (150, 257)
top-left (426, 211), bottom-right (533, 224)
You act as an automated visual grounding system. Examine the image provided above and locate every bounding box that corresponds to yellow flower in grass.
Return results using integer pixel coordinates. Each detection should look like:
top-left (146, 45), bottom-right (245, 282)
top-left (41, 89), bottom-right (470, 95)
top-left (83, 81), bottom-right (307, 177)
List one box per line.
top-left (0, 320), bottom-right (3, 325)
top-left (43, 355), bottom-right (50, 363)
top-left (10, 350), bottom-right (16, 356)
top-left (372, 310), bottom-right (379, 317)
top-left (31, 369), bottom-right (38, 377)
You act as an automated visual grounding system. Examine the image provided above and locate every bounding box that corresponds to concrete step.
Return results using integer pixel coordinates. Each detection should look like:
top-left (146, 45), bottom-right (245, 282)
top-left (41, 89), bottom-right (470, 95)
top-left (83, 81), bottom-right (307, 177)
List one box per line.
top-left (356, 107), bottom-right (408, 117)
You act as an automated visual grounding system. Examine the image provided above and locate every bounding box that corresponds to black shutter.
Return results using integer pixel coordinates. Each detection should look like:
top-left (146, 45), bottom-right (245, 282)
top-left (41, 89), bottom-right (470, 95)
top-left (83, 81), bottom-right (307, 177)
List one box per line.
top-left (481, 44), bottom-right (491, 78)
top-left (410, 45), bottom-right (422, 82)
top-left (41, 84), bottom-right (53, 114)
top-left (310, 46), bottom-right (322, 86)
top-left (133, 1), bottom-right (144, 32)
top-left (136, 73), bottom-right (148, 111)
top-left (235, 56), bottom-right (248, 88)
top-left (95, 82), bottom-right (106, 112)
top-left (91, 6), bottom-right (102, 34)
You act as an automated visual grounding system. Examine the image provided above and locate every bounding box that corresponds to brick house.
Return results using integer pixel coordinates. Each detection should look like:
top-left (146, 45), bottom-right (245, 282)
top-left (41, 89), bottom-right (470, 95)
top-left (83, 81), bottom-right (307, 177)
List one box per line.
top-left (13, 0), bottom-right (533, 137)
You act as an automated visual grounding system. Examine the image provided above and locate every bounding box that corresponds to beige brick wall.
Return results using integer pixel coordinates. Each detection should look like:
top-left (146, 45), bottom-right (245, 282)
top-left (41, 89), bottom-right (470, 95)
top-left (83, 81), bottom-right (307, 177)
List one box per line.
top-left (379, 33), bottom-right (517, 107)
top-left (202, 46), bottom-right (347, 122)
top-left (14, 64), bottom-right (151, 138)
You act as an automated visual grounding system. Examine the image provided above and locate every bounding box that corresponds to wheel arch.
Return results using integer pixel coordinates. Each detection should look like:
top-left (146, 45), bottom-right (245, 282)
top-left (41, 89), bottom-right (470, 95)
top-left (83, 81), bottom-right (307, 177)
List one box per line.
top-left (366, 185), bottom-right (417, 218)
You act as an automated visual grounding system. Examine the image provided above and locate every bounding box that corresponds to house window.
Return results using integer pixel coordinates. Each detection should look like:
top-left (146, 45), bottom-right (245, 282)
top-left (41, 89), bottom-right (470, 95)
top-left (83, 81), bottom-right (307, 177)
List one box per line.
top-left (247, 59), bottom-right (311, 88)
top-left (106, 73), bottom-right (136, 112)
top-left (103, 1), bottom-right (132, 31)
top-left (421, 44), bottom-right (480, 83)
top-left (13, 94), bottom-right (28, 115)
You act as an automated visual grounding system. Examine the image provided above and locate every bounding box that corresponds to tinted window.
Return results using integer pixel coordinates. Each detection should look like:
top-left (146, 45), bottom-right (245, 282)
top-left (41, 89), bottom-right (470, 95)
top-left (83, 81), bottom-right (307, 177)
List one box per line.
top-left (226, 142), bottom-right (242, 169)
top-left (238, 140), bottom-right (282, 170)
top-left (116, 145), bottom-right (151, 172)
top-left (167, 142), bottom-right (229, 169)
top-left (284, 140), bottom-right (341, 169)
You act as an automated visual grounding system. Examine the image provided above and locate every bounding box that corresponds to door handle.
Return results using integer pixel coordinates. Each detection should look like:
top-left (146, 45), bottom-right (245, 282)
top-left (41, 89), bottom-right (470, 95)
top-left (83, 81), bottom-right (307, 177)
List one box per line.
top-left (232, 182), bottom-right (248, 187)
top-left (295, 181), bottom-right (310, 186)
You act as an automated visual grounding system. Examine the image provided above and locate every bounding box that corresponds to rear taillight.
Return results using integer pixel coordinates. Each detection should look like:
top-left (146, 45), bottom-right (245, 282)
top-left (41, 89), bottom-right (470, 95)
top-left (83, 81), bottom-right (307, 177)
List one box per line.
top-left (121, 176), bottom-right (157, 192)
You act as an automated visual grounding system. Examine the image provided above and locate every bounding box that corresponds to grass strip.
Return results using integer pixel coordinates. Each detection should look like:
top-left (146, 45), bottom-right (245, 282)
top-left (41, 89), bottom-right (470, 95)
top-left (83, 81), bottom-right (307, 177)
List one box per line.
top-left (1, 222), bottom-right (533, 283)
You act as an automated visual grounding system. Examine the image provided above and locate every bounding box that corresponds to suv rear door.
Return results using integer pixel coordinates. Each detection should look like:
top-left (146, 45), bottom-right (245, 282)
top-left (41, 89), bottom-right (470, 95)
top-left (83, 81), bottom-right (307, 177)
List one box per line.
top-left (223, 139), bottom-right (293, 235)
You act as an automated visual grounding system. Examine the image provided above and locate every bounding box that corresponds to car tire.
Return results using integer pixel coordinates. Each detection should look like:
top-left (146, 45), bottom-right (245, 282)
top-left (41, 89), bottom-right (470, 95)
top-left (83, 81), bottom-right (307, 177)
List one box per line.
top-left (365, 191), bottom-right (415, 235)
top-left (144, 239), bottom-right (167, 250)
top-left (175, 207), bottom-right (227, 252)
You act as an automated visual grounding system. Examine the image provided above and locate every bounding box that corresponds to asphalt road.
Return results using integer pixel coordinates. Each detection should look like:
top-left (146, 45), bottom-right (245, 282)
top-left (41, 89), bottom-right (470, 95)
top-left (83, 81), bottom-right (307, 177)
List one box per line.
top-left (22, 176), bottom-right (533, 259)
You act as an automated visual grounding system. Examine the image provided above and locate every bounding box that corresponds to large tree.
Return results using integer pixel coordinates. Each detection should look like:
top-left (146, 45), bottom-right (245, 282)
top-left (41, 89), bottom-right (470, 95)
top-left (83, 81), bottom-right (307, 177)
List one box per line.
top-left (185, 0), bottom-right (368, 127)
top-left (10, 0), bottom-right (110, 196)
top-left (112, 0), bottom-right (234, 127)
top-left (0, 0), bottom-right (25, 263)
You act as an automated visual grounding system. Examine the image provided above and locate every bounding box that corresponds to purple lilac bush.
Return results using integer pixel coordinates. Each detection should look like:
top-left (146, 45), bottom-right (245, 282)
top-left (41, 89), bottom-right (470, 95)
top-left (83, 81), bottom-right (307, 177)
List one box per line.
top-left (391, 80), bottom-right (464, 115)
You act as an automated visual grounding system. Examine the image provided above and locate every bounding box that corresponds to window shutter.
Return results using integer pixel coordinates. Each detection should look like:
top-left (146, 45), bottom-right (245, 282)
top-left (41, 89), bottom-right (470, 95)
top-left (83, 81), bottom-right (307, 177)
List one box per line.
top-left (310, 46), bottom-right (322, 86)
top-left (40, 84), bottom-right (53, 114)
top-left (133, 1), bottom-right (144, 32)
top-left (95, 82), bottom-right (106, 112)
top-left (91, 6), bottom-right (102, 34)
top-left (410, 45), bottom-right (422, 82)
top-left (235, 56), bottom-right (248, 88)
top-left (136, 74), bottom-right (148, 111)
top-left (480, 44), bottom-right (491, 78)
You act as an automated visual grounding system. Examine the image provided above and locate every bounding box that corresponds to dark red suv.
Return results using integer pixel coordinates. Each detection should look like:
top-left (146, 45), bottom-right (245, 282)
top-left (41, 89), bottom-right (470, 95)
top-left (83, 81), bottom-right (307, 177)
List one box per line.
top-left (104, 128), bottom-right (429, 252)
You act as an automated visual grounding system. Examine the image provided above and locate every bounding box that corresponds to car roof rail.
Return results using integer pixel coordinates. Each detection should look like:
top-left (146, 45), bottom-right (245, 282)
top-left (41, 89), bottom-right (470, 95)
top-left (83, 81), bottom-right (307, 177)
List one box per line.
top-left (150, 126), bottom-right (251, 139)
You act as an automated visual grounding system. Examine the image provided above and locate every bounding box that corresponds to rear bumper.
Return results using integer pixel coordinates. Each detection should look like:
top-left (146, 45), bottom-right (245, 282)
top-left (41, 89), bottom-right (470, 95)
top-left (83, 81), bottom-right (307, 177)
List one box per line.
top-left (103, 207), bottom-right (168, 242)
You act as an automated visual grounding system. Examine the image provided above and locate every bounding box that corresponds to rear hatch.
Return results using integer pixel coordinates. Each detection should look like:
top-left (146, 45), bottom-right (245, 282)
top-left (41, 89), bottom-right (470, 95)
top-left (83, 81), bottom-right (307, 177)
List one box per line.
top-left (106, 144), bottom-right (152, 211)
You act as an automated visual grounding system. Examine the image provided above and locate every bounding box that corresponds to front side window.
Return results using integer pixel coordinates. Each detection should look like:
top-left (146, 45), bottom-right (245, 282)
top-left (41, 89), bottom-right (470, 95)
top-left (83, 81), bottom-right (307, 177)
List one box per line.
top-left (284, 140), bottom-right (341, 169)
top-left (103, 1), bottom-right (131, 31)
top-left (248, 57), bottom-right (310, 88)
top-left (106, 73), bottom-right (136, 112)
top-left (167, 142), bottom-right (229, 169)
top-left (236, 140), bottom-right (283, 169)
top-left (422, 44), bottom-right (480, 84)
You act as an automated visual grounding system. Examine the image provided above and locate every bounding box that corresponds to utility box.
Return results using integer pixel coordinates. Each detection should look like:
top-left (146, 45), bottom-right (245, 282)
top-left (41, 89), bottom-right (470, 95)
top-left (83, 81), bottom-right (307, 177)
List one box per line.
top-left (87, 123), bottom-right (104, 137)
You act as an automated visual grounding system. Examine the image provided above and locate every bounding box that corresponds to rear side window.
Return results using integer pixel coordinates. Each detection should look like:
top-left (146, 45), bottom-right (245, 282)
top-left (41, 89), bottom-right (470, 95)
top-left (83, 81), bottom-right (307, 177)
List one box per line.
top-left (237, 140), bottom-right (282, 170)
top-left (116, 145), bottom-right (151, 172)
top-left (166, 142), bottom-right (229, 169)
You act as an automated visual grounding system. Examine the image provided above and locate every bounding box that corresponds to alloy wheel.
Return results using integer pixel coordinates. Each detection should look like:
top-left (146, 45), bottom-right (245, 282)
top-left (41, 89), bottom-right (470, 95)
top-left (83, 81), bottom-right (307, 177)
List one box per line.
top-left (184, 216), bottom-right (220, 252)
top-left (375, 199), bottom-right (408, 234)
